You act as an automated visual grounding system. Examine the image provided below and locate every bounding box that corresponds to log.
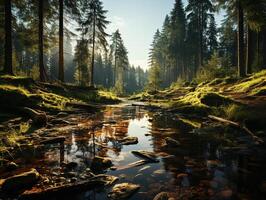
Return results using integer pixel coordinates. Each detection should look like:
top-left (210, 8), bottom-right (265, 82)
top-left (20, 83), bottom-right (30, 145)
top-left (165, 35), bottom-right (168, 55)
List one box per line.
top-left (39, 136), bottom-right (65, 145)
top-left (208, 115), bottom-right (264, 144)
top-left (1, 169), bottom-right (40, 194)
top-left (19, 179), bottom-right (105, 200)
top-left (116, 160), bottom-right (149, 171)
top-left (131, 150), bottom-right (159, 163)
top-left (66, 102), bottom-right (99, 112)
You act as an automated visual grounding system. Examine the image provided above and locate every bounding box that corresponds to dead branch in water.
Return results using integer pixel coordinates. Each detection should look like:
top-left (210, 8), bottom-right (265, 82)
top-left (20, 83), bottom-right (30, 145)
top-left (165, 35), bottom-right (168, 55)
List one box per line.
top-left (208, 115), bottom-right (264, 144)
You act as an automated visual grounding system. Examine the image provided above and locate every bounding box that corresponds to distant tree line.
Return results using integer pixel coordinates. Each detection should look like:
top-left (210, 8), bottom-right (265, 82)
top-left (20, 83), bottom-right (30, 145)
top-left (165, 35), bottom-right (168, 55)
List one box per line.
top-left (0, 0), bottom-right (147, 94)
top-left (148, 0), bottom-right (266, 89)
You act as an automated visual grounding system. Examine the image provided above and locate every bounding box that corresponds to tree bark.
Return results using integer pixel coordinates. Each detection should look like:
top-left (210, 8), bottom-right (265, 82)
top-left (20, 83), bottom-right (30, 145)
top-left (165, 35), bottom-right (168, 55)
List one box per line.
top-left (90, 7), bottom-right (96, 87)
top-left (39, 0), bottom-right (45, 82)
top-left (246, 27), bottom-right (253, 74)
top-left (237, 1), bottom-right (245, 77)
top-left (3, 0), bottom-right (13, 75)
top-left (263, 29), bottom-right (266, 69)
top-left (58, 0), bottom-right (64, 82)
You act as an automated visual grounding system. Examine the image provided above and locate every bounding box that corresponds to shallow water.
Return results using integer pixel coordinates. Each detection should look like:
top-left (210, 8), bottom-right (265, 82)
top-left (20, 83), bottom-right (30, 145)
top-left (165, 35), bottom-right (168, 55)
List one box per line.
top-left (7, 103), bottom-right (266, 200)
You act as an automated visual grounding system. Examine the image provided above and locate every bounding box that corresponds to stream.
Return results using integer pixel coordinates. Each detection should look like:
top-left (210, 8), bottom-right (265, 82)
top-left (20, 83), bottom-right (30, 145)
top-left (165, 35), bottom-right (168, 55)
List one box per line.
top-left (2, 102), bottom-right (266, 200)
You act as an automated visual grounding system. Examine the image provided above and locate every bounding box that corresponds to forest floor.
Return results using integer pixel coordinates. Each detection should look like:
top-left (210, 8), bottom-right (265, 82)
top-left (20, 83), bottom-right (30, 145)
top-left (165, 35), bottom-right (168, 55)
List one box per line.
top-left (130, 70), bottom-right (266, 132)
top-left (0, 71), bottom-right (266, 199)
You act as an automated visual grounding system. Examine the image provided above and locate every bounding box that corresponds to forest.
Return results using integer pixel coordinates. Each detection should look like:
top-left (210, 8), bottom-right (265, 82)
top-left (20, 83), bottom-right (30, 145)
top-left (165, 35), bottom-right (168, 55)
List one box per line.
top-left (0, 0), bottom-right (266, 200)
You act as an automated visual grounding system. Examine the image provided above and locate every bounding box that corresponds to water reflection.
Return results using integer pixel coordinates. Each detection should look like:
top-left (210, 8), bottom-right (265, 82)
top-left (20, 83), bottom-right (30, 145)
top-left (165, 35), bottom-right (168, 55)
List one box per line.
top-left (13, 104), bottom-right (266, 200)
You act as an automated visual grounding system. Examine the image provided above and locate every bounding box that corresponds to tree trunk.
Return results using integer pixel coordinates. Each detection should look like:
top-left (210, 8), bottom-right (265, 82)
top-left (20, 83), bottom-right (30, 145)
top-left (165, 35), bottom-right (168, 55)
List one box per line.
top-left (237, 1), bottom-right (245, 77)
top-left (246, 27), bottom-right (253, 74)
top-left (58, 0), bottom-right (64, 82)
top-left (263, 29), bottom-right (266, 69)
top-left (3, 0), bottom-right (13, 75)
top-left (90, 8), bottom-right (96, 87)
top-left (39, 0), bottom-right (45, 82)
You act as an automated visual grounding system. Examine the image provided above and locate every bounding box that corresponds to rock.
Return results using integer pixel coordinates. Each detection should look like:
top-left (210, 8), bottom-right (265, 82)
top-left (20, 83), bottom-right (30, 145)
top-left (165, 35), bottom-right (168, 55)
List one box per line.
top-left (138, 166), bottom-right (151, 172)
top-left (200, 92), bottom-right (233, 107)
top-left (164, 137), bottom-right (181, 147)
top-left (108, 183), bottom-right (140, 200)
top-left (132, 150), bottom-right (159, 163)
top-left (63, 161), bottom-right (78, 171)
top-left (90, 174), bottom-right (118, 186)
top-left (65, 172), bottom-right (77, 178)
top-left (118, 136), bottom-right (138, 145)
top-left (70, 177), bottom-right (77, 183)
top-left (153, 169), bottom-right (164, 175)
top-left (110, 166), bottom-right (117, 171)
top-left (91, 156), bottom-right (112, 171)
top-left (153, 192), bottom-right (169, 200)
top-left (1, 168), bottom-right (40, 193)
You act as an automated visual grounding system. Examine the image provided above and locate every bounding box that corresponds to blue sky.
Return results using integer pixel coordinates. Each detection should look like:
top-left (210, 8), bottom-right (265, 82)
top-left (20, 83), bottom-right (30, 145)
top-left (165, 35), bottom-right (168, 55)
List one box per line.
top-left (102, 0), bottom-right (224, 70)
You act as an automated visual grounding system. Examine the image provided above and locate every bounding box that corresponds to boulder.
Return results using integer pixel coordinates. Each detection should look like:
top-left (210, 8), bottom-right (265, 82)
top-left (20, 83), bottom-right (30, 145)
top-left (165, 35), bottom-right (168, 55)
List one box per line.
top-left (91, 156), bottom-right (112, 171)
top-left (108, 183), bottom-right (140, 200)
top-left (153, 192), bottom-right (170, 200)
top-left (118, 137), bottom-right (138, 145)
top-left (1, 168), bottom-right (40, 193)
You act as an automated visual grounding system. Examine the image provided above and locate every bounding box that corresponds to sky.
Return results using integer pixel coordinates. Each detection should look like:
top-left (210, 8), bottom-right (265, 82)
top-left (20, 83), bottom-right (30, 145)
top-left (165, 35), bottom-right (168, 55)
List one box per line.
top-left (102, 0), bottom-right (224, 70)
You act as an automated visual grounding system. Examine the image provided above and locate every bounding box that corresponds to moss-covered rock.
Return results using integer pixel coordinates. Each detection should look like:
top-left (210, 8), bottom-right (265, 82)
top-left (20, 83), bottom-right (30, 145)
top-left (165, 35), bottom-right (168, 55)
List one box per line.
top-left (200, 92), bottom-right (233, 107)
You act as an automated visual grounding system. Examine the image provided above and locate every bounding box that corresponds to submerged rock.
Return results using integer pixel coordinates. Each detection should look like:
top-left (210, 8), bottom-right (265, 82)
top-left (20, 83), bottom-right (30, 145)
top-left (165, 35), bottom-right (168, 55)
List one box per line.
top-left (1, 168), bottom-right (40, 193)
top-left (91, 156), bottom-right (112, 171)
top-left (108, 183), bottom-right (140, 200)
top-left (90, 174), bottom-right (118, 186)
top-left (153, 192), bottom-right (170, 200)
top-left (118, 136), bottom-right (138, 145)
top-left (132, 150), bottom-right (159, 163)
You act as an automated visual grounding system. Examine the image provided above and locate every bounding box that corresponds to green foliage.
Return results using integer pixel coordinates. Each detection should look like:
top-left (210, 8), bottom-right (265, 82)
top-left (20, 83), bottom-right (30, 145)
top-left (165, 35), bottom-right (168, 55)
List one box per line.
top-left (196, 52), bottom-right (237, 82)
top-left (148, 64), bottom-right (161, 91)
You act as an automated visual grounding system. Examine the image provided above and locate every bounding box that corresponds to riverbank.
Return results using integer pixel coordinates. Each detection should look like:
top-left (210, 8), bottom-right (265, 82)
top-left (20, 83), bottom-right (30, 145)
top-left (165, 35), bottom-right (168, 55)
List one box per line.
top-left (0, 71), bottom-right (266, 200)
top-left (130, 70), bottom-right (266, 132)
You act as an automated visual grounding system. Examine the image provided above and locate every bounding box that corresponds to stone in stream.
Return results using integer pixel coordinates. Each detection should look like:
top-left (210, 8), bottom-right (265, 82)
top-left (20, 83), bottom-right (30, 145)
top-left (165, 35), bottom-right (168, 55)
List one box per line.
top-left (164, 137), bottom-right (181, 147)
top-left (131, 150), bottom-right (159, 163)
top-left (91, 156), bottom-right (113, 171)
top-left (90, 174), bottom-right (118, 186)
top-left (118, 136), bottom-right (138, 145)
top-left (153, 192), bottom-right (170, 200)
top-left (108, 183), bottom-right (140, 200)
top-left (1, 168), bottom-right (40, 193)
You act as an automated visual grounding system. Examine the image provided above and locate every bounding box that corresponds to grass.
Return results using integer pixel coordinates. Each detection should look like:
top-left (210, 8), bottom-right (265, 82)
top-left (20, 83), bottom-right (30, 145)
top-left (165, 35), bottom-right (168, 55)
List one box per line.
top-left (229, 69), bottom-right (266, 94)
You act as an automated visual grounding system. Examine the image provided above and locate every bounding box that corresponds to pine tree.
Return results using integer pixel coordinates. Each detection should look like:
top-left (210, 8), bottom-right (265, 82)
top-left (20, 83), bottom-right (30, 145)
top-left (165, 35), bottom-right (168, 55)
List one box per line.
top-left (109, 30), bottom-right (129, 94)
top-left (207, 16), bottom-right (218, 57)
top-left (186, 0), bottom-right (214, 71)
top-left (80, 0), bottom-right (109, 86)
top-left (169, 0), bottom-right (186, 80)
top-left (3, 0), bottom-right (13, 75)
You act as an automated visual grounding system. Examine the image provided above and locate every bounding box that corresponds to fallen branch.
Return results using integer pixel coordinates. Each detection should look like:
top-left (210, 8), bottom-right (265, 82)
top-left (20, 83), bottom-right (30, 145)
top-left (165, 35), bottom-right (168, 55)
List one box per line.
top-left (39, 136), bottom-right (65, 145)
top-left (208, 115), bottom-right (264, 144)
top-left (116, 160), bottom-right (149, 171)
top-left (19, 179), bottom-right (105, 200)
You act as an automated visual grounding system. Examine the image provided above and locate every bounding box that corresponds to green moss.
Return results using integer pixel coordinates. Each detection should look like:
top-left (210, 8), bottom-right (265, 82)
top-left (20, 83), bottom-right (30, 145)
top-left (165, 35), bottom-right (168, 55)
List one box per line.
top-left (229, 70), bottom-right (266, 94)
top-left (250, 86), bottom-right (266, 96)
